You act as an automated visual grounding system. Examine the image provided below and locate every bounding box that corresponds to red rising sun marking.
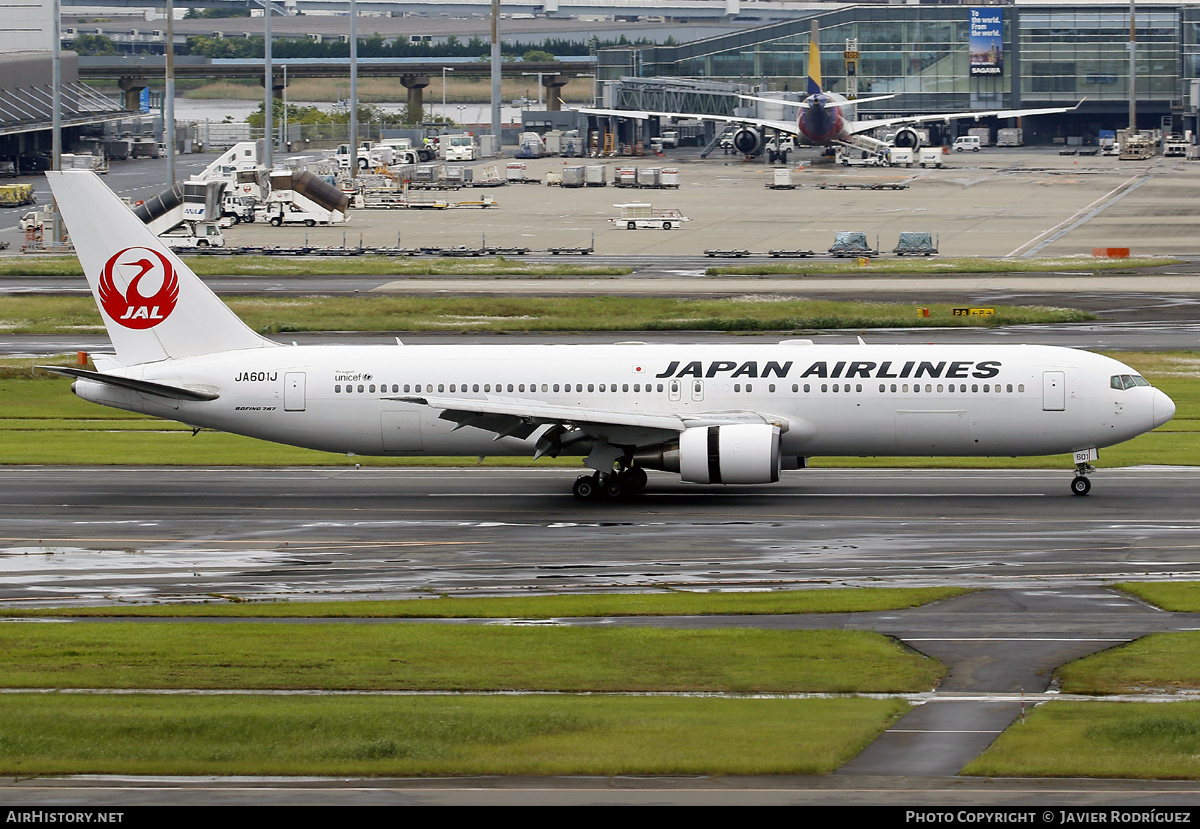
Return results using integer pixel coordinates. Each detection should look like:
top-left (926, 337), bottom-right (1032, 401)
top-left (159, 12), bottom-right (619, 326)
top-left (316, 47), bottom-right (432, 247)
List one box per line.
top-left (98, 247), bottom-right (179, 330)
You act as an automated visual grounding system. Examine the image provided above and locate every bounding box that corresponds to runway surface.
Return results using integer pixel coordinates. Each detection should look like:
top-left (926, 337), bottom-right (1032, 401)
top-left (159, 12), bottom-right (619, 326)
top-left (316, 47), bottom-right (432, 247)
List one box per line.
top-left (4, 466), bottom-right (1200, 604)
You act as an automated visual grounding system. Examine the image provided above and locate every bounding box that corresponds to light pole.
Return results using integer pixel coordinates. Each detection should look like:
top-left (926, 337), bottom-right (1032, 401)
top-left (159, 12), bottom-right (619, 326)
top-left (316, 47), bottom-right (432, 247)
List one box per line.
top-left (1129, 0), bottom-right (1137, 133)
top-left (442, 66), bottom-right (454, 120)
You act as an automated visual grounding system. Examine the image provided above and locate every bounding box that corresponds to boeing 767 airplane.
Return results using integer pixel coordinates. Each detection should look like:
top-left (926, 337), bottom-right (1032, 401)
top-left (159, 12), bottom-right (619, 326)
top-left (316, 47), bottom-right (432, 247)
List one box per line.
top-left (42, 171), bottom-right (1173, 500)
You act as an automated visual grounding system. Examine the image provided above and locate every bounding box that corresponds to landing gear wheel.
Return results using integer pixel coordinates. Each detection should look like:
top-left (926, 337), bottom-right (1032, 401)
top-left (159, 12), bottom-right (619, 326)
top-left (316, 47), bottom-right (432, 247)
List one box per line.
top-left (620, 467), bottom-right (648, 493)
top-left (1071, 476), bottom-right (1092, 496)
top-left (573, 475), bottom-right (598, 501)
top-left (602, 477), bottom-right (623, 499)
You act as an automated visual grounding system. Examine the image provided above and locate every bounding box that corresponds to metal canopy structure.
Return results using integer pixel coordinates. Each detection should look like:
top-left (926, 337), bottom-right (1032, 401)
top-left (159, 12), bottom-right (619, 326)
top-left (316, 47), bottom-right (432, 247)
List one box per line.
top-left (0, 80), bottom-right (127, 137)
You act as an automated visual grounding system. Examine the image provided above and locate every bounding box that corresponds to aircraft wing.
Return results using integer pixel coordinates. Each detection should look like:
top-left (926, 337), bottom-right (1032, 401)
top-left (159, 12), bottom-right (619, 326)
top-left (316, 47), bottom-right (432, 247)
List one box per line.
top-left (391, 393), bottom-right (789, 457)
top-left (846, 100), bottom-right (1085, 136)
top-left (577, 107), bottom-right (799, 137)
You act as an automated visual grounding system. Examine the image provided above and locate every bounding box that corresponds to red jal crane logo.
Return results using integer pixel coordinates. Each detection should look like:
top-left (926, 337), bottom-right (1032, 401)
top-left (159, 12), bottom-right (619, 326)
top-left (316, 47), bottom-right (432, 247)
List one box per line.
top-left (98, 247), bottom-right (179, 329)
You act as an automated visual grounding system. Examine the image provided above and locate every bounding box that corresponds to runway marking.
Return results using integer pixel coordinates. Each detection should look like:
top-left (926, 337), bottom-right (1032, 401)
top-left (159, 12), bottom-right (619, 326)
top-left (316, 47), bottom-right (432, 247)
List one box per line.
top-left (1008, 170), bottom-right (1155, 257)
top-left (903, 637), bottom-right (1130, 643)
top-left (888, 729), bottom-right (1005, 734)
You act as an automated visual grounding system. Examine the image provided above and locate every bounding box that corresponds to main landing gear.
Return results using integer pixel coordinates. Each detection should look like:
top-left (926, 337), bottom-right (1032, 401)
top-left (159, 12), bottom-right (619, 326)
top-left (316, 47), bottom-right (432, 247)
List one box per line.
top-left (572, 466), bottom-right (649, 501)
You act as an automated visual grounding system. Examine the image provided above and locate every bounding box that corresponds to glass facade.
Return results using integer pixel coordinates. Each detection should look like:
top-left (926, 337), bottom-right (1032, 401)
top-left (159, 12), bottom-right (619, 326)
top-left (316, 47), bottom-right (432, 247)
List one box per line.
top-left (609, 4), bottom-right (1193, 118)
top-left (1021, 10), bottom-right (1181, 103)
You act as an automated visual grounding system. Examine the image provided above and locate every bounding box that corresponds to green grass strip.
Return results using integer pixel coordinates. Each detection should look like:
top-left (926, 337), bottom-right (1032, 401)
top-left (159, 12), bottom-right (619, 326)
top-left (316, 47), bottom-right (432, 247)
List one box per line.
top-left (1055, 633), bottom-right (1200, 696)
top-left (1116, 582), bottom-right (1200, 612)
top-left (0, 294), bottom-right (1090, 335)
top-left (3, 586), bottom-right (969, 618)
top-left (4, 254), bottom-right (1173, 278)
top-left (964, 701), bottom-right (1200, 780)
top-left (0, 623), bottom-right (942, 693)
top-left (0, 694), bottom-right (908, 777)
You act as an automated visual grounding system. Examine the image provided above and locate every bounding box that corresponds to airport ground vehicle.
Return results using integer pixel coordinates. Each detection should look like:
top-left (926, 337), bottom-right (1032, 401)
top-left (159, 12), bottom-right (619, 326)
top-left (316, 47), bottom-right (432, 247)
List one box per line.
top-left (609, 203), bottom-right (690, 230)
top-left (259, 171), bottom-right (350, 226)
top-left (953, 136), bottom-right (981, 152)
top-left (220, 194), bottom-right (256, 224)
top-left (441, 134), bottom-right (478, 162)
top-left (159, 221), bottom-right (225, 248)
top-left (40, 171), bottom-right (1177, 501)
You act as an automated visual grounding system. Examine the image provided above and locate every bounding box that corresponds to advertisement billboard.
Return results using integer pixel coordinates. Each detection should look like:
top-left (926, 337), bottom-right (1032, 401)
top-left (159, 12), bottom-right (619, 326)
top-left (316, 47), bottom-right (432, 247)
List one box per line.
top-left (969, 8), bottom-right (1004, 76)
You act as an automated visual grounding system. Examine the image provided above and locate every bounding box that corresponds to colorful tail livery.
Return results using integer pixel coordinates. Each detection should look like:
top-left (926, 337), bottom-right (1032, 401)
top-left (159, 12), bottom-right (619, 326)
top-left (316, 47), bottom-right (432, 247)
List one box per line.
top-left (47, 170), bottom-right (273, 365)
top-left (807, 20), bottom-right (823, 96)
top-left (42, 172), bottom-right (1172, 500)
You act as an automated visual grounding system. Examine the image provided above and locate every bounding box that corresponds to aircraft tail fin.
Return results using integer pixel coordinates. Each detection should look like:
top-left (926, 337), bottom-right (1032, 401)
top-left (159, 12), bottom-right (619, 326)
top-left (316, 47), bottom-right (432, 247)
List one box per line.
top-left (47, 171), bottom-right (276, 366)
top-left (807, 21), bottom-right (823, 95)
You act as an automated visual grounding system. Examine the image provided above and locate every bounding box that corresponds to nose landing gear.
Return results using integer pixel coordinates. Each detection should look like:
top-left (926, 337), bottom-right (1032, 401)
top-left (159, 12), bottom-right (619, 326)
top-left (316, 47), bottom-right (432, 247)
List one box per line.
top-left (1071, 459), bottom-right (1095, 496)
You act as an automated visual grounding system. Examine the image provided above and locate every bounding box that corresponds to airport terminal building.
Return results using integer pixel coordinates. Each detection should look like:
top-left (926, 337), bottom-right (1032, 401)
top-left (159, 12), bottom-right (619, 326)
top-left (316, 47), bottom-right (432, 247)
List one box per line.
top-left (596, 3), bottom-right (1200, 144)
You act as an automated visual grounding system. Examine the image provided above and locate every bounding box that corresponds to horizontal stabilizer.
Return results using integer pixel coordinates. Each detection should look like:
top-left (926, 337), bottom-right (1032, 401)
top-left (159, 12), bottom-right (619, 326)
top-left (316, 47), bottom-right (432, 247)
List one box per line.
top-left (38, 366), bottom-right (219, 401)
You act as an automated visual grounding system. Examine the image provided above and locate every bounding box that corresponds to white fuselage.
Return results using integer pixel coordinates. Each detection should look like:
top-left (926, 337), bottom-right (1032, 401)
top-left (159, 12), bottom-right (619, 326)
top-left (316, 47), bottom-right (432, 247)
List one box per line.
top-left (73, 342), bottom-right (1173, 463)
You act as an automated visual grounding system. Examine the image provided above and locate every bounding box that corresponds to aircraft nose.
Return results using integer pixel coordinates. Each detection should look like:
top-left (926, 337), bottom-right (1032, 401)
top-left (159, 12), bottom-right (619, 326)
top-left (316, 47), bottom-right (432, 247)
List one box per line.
top-left (1153, 388), bottom-right (1176, 429)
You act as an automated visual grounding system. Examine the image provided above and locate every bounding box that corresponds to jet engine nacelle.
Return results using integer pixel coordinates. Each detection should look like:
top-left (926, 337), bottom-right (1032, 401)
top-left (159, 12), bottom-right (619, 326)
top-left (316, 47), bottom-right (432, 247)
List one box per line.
top-left (891, 127), bottom-right (923, 150)
top-left (678, 423), bottom-right (782, 484)
top-left (731, 127), bottom-right (764, 156)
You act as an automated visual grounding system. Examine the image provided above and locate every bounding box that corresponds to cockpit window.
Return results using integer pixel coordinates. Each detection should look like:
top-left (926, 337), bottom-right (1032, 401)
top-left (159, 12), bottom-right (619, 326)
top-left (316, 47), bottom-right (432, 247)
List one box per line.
top-left (1111, 374), bottom-right (1151, 390)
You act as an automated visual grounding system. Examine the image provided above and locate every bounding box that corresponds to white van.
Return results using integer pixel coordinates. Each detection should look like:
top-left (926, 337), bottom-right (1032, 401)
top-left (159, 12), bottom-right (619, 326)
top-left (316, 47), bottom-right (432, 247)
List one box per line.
top-left (953, 136), bottom-right (982, 152)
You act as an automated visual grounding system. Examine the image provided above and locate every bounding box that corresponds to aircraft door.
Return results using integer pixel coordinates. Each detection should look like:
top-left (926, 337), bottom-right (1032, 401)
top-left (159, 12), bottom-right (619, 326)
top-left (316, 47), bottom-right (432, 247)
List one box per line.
top-left (284, 372), bottom-right (306, 412)
top-left (691, 379), bottom-right (705, 402)
top-left (1042, 371), bottom-right (1065, 411)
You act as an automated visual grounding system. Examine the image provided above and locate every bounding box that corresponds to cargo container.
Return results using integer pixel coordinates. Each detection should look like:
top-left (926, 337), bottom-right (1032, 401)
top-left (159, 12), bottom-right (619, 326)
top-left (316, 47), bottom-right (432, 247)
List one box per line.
top-left (766, 168), bottom-right (794, 189)
top-left (613, 166), bottom-right (638, 187)
top-left (561, 166), bottom-right (586, 187)
top-left (635, 167), bottom-right (660, 188)
top-left (585, 165), bottom-right (607, 187)
top-left (918, 148), bottom-right (945, 168)
top-left (996, 128), bottom-right (1023, 147)
top-left (506, 162), bottom-right (530, 182)
top-left (967, 127), bottom-right (992, 146)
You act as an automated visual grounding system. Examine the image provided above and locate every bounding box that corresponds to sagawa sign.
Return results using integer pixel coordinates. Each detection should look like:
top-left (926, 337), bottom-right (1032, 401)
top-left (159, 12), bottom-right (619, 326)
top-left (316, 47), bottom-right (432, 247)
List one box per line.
top-left (969, 8), bottom-right (1004, 76)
